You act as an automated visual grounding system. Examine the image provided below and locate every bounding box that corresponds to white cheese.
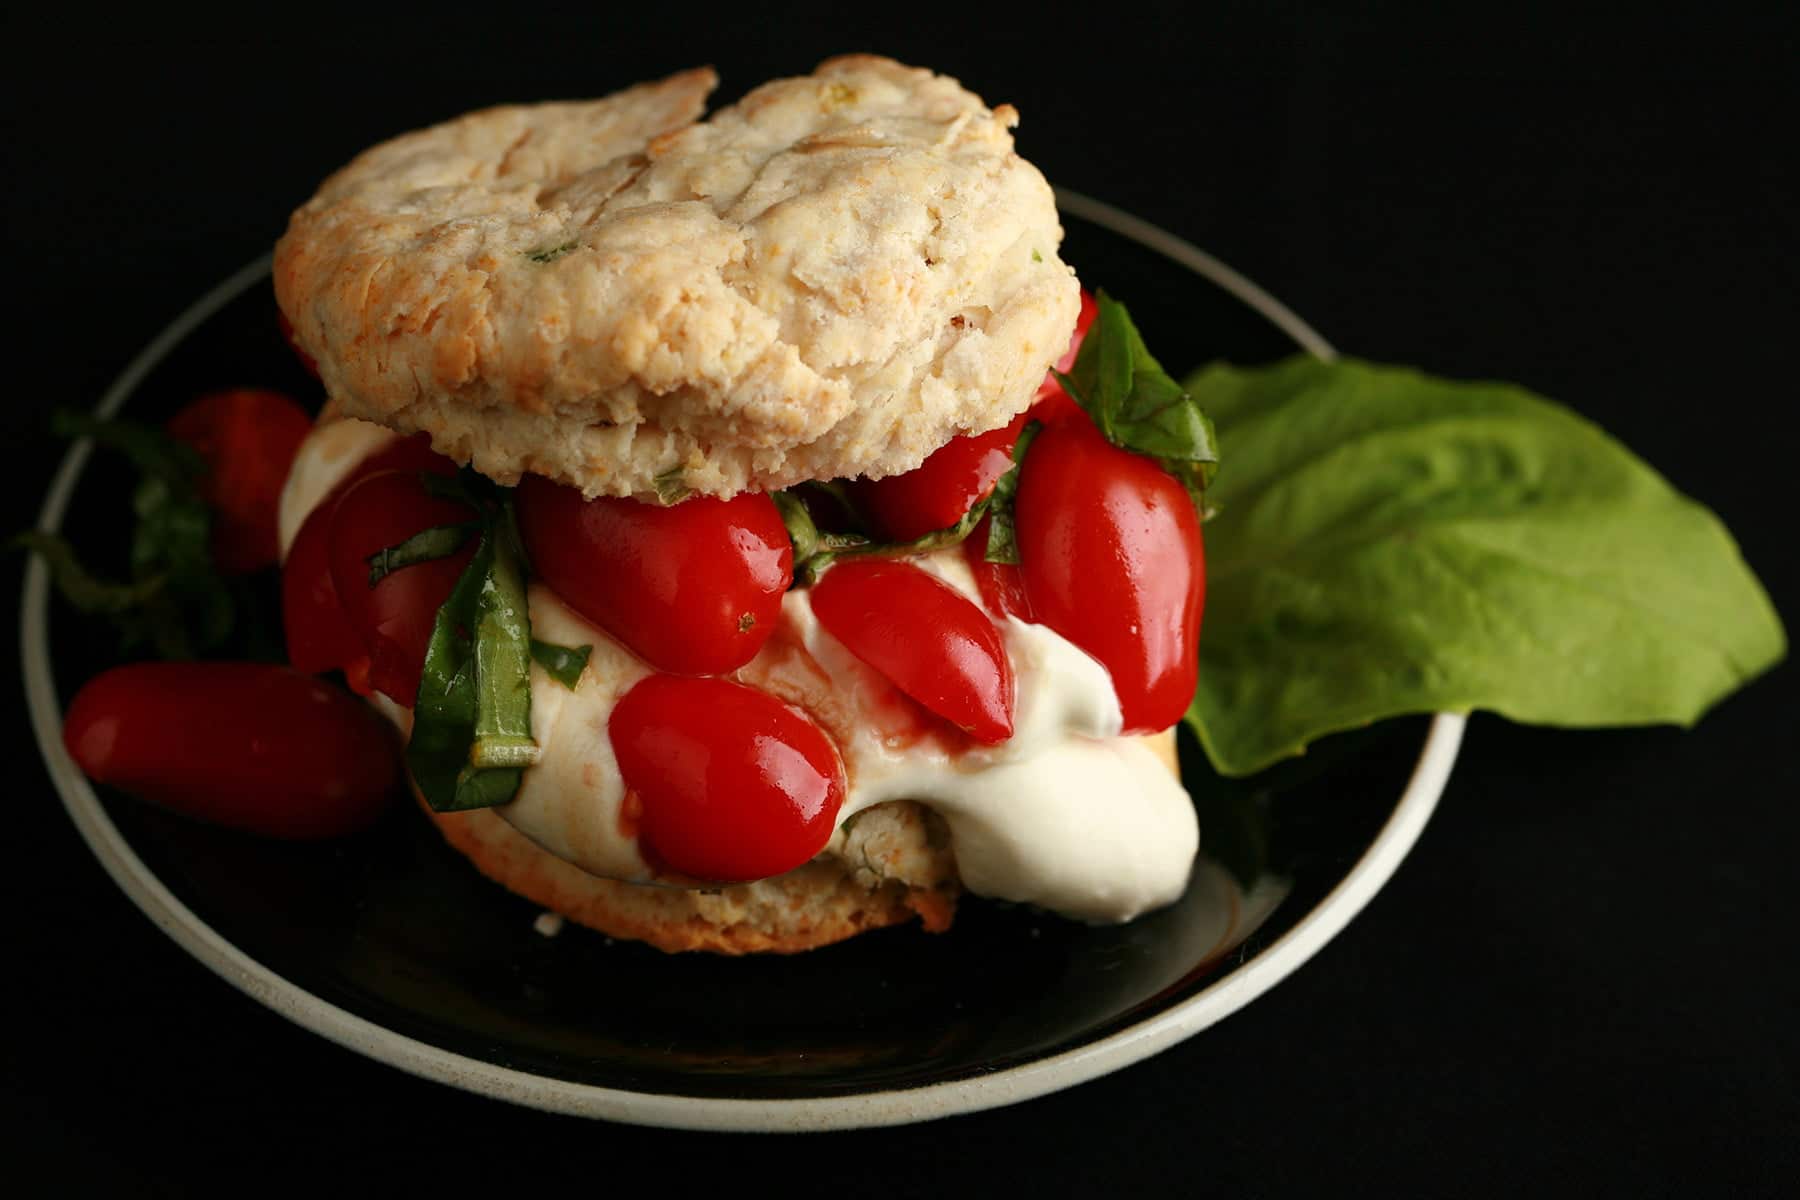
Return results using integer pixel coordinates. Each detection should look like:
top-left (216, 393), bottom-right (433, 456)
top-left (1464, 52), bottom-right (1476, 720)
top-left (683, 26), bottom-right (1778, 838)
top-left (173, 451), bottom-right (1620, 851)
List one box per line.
top-left (280, 425), bottom-right (1200, 923)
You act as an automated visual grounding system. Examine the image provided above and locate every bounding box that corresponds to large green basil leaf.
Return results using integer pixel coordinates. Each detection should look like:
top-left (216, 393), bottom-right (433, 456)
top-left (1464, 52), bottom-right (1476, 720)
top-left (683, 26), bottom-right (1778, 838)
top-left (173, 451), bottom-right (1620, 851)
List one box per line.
top-left (1183, 356), bottom-right (1786, 776)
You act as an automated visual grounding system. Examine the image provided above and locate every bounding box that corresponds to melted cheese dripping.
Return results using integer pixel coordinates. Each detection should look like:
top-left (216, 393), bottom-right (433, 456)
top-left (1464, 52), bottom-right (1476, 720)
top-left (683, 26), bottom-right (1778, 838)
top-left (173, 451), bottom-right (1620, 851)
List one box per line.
top-left (279, 420), bottom-right (1198, 922)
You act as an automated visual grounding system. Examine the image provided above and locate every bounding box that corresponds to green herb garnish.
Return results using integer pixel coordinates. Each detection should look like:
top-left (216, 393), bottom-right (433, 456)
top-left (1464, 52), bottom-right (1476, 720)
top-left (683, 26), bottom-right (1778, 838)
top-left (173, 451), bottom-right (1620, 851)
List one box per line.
top-left (15, 408), bottom-right (235, 659)
top-left (529, 639), bottom-right (592, 690)
top-left (524, 240), bottom-right (579, 264)
top-left (1053, 292), bottom-right (1220, 508)
top-left (775, 467), bottom-right (1004, 587)
top-left (392, 471), bottom-right (547, 811)
top-left (1182, 356), bottom-right (1787, 776)
top-left (366, 522), bottom-right (474, 587)
top-left (981, 420), bottom-right (1041, 566)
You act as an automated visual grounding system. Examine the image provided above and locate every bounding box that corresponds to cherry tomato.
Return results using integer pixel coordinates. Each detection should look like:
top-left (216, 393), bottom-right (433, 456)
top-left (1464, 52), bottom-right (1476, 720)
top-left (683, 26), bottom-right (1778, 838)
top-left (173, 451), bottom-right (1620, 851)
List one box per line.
top-left (608, 675), bottom-right (845, 882)
top-left (166, 389), bottom-right (314, 573)
top-left (281, 434), bottom-right (457, 686)
top-left (811, 559), bottom-right (1015, 744)
top-left (515, 476), bottom-right (791, 675)
top-left (63, 662), bottom-right (401, 839)
top-left (961, 514), bottom-right (1035, 621)
top-left (277, 309), bottom-right (320, 378)
top-left (1015, 419), bottom-right (1204, 734)
top-left (283, 504), bottom-right (369, 680)
top-left (853, 414), bottom-right (1028, 543)
top-left (327, 470), bottom-right (477, 704)
top-left (1029, 287), bottom-right (1099, 427)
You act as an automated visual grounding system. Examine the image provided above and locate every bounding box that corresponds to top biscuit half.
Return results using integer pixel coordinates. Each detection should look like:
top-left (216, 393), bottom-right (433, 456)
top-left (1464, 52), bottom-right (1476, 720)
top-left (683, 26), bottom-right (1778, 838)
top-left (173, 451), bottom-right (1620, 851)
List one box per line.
top-left (274, 55), bottom-right (1081, 500)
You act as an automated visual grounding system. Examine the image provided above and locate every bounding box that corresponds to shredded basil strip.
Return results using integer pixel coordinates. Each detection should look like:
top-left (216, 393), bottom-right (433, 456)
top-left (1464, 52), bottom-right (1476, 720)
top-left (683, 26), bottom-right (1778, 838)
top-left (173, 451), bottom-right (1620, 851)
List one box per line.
top-left (406, 529), bottom-right (534, 812)
top-left (776, 489), bottom-right (989, 586)
top-left (18, 408), bottom-right (236, 659)
top-left (982, 420), bottom-right (1041, 566)
top-left (468, 531), bottom-right (537, 769)
top-left (1052, 292), bottom-right (1220, 495)
top-left (529, 639), bottom-right (592, 690)
top-left (406, 536), bottom-right (493, 810)
top-left (365, 522), bottom-right (473, 586)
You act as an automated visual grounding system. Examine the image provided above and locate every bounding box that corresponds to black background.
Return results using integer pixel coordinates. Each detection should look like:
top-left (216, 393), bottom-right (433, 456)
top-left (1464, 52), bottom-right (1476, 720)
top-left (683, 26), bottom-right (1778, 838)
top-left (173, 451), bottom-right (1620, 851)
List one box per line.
top-left (4, 5), bottom-right (1795, 1194)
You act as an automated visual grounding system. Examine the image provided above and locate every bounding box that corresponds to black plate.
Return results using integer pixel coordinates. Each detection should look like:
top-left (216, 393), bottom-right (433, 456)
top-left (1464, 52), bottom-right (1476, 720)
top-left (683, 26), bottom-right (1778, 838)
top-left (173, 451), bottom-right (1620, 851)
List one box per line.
top-left (25, 196), bottom-right (1456, 1124)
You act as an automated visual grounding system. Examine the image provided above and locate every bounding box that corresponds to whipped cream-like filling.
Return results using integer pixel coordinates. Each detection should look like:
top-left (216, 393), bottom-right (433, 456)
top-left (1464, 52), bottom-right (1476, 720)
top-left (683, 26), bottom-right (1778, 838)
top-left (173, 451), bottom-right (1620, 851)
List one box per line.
top-left (279, 420), bottom-right (1199, 923)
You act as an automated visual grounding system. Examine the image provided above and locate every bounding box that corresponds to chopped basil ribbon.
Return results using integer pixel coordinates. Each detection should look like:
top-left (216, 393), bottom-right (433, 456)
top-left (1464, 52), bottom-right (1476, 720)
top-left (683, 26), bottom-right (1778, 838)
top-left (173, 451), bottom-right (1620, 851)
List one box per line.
top-left (529, 639), bottom-right (592, 690)
top-left (776, 483), bottom-right (988, 586)
top-left (406, 533), bottom-right (523, 810)
top-left (981, 420), bottom-right (1041, 566)
top-left (385, 471), bottom-right (586, 811)
top-left (13, 408), bottom-right (235, 659)
top-left (365, 523), bottom-right (473, 587)
top-left (1051, 291), bottom-right (1221, 511)
top-left (467, 531), bottom-right (537, 770)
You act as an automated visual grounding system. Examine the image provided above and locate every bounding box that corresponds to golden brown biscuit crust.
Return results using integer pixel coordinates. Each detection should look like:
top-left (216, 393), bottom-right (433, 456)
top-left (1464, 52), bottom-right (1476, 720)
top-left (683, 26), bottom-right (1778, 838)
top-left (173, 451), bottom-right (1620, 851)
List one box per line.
top-left (275, 57), bottom-right (1078, 501)
top-left (426, 798), bottom-right (959, 955)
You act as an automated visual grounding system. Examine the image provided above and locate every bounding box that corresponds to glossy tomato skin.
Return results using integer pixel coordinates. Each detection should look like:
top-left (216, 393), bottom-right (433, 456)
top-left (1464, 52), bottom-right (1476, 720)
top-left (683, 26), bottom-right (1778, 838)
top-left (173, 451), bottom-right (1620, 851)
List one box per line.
top-left (63, 663), bottom-right (401, 839)
top-left (1015, 420), bottom-right (1204, 734)
top-left (854, 414), bottom-right (1028, 543)
top-left (961, 514), bottom-right (1036, 622)
top-left (515, 476), bottom-right (791, 675)
top-left (608, 676), bottom-right (845, 882)
top-left (281, 434), bottom-right (457, 686)
top-left (166, 389), bottom-right (314, 573)
top-left (1029, 288), bottom-right (1099, 426)
top-left (283, 504), bottom-right (369, 679)
top-left (327, 470), bottom-right (477, 705)
top-left (811, 559), bottom-right (1015, 744)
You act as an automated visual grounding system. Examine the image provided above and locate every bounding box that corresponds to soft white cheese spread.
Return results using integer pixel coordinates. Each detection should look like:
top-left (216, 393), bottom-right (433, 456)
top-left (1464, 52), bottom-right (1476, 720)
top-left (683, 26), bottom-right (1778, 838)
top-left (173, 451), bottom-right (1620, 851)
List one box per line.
top-left (279, 420), bottom-right (1199, 922)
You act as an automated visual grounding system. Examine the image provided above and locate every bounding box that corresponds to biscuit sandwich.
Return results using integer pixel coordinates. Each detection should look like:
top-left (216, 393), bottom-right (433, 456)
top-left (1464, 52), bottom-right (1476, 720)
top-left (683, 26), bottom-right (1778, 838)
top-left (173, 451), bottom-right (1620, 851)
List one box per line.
top-left (272, 56), bottom-right (1209, 954)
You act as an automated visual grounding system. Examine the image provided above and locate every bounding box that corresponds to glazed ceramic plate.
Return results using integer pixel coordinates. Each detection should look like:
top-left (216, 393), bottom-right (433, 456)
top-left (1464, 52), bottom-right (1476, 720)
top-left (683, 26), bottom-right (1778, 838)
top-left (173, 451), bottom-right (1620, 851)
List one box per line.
top-left (22, 191), bottom-right (1463, 1131)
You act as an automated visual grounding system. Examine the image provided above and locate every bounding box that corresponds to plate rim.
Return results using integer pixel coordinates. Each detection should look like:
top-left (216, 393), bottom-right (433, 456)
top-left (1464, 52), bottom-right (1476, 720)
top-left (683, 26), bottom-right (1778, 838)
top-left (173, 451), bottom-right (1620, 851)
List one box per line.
top-left (20, 190), bottom-right (1465, 1132)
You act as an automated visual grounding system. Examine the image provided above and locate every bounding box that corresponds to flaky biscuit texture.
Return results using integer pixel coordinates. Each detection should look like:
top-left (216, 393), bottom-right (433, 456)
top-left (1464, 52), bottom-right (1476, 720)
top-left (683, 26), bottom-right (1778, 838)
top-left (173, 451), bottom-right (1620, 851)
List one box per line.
top-left (276, 56), bottom-right (1079, 499)
top-left (428, 798), bottom-right (960, 954)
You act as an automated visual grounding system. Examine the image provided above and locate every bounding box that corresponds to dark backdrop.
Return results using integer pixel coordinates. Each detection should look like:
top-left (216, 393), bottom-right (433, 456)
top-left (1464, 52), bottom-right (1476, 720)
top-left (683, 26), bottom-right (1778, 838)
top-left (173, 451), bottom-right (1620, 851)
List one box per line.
top-left (4, 5), bottom-right (1794, 1195)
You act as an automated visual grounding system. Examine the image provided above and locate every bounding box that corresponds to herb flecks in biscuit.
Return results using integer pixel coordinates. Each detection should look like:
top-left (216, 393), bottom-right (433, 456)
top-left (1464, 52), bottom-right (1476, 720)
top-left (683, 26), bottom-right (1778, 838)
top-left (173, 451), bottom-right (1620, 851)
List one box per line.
top-left (275, 56), bottom-right (1079, 503)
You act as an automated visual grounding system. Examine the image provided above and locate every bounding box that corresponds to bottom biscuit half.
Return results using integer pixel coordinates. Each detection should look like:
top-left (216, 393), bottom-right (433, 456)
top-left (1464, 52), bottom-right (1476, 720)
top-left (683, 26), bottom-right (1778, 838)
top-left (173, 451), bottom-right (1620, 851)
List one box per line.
top-left (420, 727), bottom-right (1178, 955)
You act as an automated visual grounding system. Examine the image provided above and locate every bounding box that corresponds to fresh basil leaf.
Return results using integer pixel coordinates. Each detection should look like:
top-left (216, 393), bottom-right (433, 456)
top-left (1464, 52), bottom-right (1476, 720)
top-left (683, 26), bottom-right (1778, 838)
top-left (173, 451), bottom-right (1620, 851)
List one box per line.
top-left (468, 531), bottom-right (537, 770)
top-left (22, 410), bottom-right (239, 660)
top-left (366, 522), bottom-right (472, 586)
top-left (780, 489), bottom-right (986, 586)
top-left (530, 639), bottom-right (592, 690)
top-left (983, 420), bottom-right (1041, 566)
top-left (407, 534), bottom-right (533, 810)
top-left (1055, 293), bottom-right (1220, 490)
top-left (773, 491), bottom-right (825, 564)
top-left (407, 536), bottom-right (488, 809)
top-left (1182, 356), bottom-right (1787, 776)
